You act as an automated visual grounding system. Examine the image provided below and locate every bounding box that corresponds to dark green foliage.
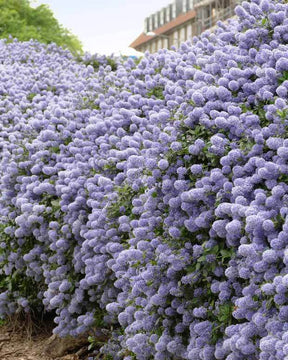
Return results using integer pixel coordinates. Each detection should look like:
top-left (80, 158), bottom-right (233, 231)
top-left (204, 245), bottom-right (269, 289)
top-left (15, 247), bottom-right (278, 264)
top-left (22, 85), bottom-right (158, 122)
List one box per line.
top-left (0, 0), bottom-right (82, 54)
top-left (106, 184), bottom-right (145, 219)
top-left (278, 70), bottom-right (288, 84)
top-left (147, 86), bottom-right (165, 100)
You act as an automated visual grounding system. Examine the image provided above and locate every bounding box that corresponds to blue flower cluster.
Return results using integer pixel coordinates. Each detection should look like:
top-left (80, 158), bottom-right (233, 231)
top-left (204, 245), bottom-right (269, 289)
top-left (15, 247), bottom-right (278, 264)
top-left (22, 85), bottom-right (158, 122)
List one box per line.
top-left (1, 0), bottom-right (288, 358)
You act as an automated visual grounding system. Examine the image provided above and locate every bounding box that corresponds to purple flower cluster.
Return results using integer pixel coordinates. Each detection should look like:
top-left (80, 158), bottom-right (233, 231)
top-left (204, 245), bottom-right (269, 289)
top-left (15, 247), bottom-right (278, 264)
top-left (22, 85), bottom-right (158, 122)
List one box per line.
top-left (1, 0), bottom-right (288, 358)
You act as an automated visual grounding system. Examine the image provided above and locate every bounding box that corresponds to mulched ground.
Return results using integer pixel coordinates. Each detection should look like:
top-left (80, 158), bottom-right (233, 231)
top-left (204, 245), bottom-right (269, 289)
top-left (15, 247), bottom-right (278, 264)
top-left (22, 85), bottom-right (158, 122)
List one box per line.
top-left (0, 317), bottom-right (96, 360)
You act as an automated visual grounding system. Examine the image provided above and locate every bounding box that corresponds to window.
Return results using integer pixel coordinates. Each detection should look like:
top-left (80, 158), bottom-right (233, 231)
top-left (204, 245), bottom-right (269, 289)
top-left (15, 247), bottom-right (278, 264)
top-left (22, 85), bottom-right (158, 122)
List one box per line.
top-left (144, 18), bottom-right (149, 33)
top-left (163, 37), bottom-right (169, 49)
top-left (172, 2), bottom-right (176, 18)
top-left (183, 0), bottom-right (187, 13)
top-left (160, 9), bottom-right (165, 25)
top-left (189, 0), bottom-right (194, 9)
top-left (166, 5), bottom-right (171, 22)
top-left (173, 30), bottom-right (179, 47)
top-left (149, 16), bottom-right (153, 30)
top-left (180, 27), bottom-right (186, 44)
top-left (187, 23), bottom-right (192, 40)
top-left (205, 6), bottom-right (211, 19)
top-left (154, 13), bottom-right (159, 29)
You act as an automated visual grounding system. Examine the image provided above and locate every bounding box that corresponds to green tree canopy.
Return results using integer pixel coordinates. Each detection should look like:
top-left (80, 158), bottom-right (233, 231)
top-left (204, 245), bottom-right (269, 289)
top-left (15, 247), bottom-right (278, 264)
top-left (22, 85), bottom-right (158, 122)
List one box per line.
top-left (0, 0), bottom-right (82, 54)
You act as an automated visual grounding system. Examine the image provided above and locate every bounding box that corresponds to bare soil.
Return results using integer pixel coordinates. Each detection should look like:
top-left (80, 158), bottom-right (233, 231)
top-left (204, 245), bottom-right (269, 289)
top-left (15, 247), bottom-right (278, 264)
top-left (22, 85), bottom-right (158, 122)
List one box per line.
top-left (0, 318), bottom-right (95, 360)
top-left (0, 325), bottom-right (52, 360)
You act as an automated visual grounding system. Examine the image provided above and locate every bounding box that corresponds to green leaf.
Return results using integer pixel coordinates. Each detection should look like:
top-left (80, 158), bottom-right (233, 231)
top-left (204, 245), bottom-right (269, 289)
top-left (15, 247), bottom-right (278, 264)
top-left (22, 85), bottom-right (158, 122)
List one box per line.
top-left (27, 92), bottom-right (36, 101)
top-left (147, 86), bottom-right (165, 100)
top-left (276, 109), bottom-right (288, 120)
top-left (51, 199), bottom-right (60, 208)
top-left (211, 245), bottom-right (219, 254)
top-left (186, 265), bottom-right (195, 273)
top-left (278, 71), bottom-right (288, 85)
top-left (198, 255), bottom-right (206, 263)
top-left (261, 18), bottom-right (268, 26)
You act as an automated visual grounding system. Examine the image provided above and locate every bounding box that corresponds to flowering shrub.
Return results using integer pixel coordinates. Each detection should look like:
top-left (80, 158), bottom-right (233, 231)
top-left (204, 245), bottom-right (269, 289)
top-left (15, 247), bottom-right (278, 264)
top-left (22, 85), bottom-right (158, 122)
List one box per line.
top-left (78, 52), bottom-right (120, 71)
top-left (1, 0), bottom-right (288, 359)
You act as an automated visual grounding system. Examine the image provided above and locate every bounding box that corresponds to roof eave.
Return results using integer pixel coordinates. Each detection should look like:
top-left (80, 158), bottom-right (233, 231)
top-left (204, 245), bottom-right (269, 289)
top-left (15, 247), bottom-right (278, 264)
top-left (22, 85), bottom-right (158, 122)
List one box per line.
top-left (129, 9), bottom-right (196, 49)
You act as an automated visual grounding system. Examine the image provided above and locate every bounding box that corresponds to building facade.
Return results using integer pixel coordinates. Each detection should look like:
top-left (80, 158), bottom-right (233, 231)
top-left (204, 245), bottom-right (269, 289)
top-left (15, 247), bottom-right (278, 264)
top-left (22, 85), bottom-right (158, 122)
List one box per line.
top-left (130, 0), bottom-right (239, 53)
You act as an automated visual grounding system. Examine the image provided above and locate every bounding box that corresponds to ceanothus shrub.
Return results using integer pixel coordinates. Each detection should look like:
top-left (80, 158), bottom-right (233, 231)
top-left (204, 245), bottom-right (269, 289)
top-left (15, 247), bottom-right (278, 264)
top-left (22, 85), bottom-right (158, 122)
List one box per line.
top-left (78, 52), bottom-right (121, 72)
top-left (1, 0), bottom-right (288, 359)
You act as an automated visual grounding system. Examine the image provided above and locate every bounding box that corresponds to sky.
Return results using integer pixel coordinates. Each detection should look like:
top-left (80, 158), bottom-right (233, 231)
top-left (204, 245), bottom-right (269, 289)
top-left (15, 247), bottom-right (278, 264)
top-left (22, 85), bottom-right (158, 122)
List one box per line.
top-left (33, 0), bottom-right (171, 56)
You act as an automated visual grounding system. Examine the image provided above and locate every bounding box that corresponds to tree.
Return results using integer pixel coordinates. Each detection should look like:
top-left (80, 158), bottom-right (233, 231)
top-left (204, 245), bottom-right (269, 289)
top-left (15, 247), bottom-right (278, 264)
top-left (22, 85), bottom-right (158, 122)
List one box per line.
top-left (0, 0), bottom-right (82, 54)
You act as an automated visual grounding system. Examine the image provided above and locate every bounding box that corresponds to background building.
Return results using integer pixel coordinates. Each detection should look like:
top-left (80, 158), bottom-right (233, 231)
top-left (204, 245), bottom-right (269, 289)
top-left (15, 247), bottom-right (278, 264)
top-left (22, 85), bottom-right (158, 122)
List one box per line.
top-left (130, 0), bottom-right (239, 53)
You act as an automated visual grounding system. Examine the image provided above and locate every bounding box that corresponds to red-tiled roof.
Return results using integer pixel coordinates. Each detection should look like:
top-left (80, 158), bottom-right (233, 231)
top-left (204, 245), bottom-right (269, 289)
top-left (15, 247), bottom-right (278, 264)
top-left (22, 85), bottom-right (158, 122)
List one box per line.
top-left (129, 9), bottom-right (196, 49)
top-left (129, 34), bottom-right (153, 50)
